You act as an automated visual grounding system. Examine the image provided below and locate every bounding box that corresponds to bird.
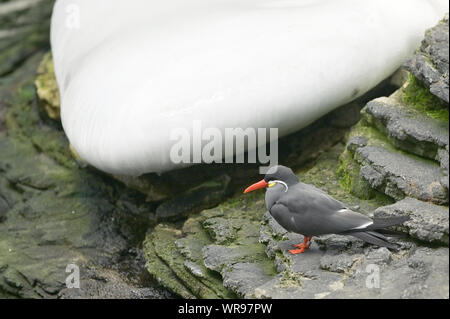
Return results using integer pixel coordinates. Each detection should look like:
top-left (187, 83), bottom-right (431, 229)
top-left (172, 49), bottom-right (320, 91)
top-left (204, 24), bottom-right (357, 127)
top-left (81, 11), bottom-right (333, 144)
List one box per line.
top-left (50, 0), bottom-right (448, 175)
top-left (244, 165), bottom-right (409, 254)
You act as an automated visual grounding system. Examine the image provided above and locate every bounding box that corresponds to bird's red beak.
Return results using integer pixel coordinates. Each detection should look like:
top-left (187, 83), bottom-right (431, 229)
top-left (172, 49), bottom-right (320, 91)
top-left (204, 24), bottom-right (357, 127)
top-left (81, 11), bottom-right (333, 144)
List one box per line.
top-left (243, 179), bottom-right (268, 194)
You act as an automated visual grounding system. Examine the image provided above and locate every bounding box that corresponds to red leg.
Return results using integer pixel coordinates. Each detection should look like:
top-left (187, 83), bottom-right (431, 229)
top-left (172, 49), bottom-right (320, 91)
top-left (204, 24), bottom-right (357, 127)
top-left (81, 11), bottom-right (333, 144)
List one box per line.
top-left (289, 236), bottom-right (312, 254)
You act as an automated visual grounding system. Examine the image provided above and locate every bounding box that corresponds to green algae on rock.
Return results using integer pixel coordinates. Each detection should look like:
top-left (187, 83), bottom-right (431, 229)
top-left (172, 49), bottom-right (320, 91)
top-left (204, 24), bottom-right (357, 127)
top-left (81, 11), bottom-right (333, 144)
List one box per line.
top-left (143, 191), bottom-right (273, 298)
top-left (401, 75), bottom-right (448, 121)
top-left (0, 133), bottom-right (161, 298)
top-left (404, 14), bottom-right (449, 104)
top-left (339, 78), bottom-right (448, 206)
top-left (1, 8), bottom-right (169, 295)
top-left (35, 52), bottom-right (60, 120)
top-left (362, 96), bottom-right (448, 161)
top-left (144, 222), bottom-right (237, 298)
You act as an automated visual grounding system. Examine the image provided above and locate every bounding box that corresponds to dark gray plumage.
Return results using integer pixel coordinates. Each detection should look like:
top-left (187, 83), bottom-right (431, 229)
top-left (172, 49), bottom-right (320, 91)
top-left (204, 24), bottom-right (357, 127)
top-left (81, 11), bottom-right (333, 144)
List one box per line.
top-left (244, 165), bottom-right (409, 253)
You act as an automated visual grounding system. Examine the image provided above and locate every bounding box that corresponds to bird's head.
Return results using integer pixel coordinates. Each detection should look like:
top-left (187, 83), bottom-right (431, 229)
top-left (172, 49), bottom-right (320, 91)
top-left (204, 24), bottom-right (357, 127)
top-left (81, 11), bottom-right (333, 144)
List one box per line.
top-left (243, 165), bottom-right (299, 193)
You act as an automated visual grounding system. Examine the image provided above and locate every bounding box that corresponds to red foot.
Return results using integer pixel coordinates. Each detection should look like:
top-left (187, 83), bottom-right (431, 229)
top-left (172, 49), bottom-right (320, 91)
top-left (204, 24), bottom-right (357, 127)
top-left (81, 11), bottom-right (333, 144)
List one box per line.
top-left (289, 236), bottom-right (312, 255)
top-left (293, 243), bottom-right (309, 249)
top-left (289, 248), bottom-right (306, 254)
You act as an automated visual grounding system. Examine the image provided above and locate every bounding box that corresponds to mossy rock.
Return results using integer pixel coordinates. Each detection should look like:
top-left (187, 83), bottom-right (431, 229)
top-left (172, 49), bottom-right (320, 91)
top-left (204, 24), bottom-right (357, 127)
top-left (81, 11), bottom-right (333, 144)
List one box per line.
top-left (400, 75), bottom-right (448, 122)
top-left (35, 53), bottom-right (60, 120)
top-left (0, 46), bottom-right (165, 298)
top-left (144, 222), bottom-right (237, 298)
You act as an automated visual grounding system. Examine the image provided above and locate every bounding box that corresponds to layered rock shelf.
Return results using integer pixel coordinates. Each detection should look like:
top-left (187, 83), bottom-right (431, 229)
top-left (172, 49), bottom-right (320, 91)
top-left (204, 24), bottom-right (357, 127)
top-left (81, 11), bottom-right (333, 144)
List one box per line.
top-left (144, 144), bottom-right (449, 298)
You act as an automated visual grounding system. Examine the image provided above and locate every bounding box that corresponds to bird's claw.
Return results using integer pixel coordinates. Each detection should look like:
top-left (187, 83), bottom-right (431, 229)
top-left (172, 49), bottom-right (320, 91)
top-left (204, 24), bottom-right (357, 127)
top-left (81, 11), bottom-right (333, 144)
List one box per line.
top-left (289, 248), bottom-right (306, 254)
top-left (292, 243), bottom-right (309, 249)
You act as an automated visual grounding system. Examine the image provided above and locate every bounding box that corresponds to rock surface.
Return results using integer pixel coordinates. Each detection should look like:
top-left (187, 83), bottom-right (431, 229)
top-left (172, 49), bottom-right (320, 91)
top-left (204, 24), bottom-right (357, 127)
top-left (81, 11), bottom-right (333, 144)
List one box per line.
top-left (374, 197), bottom-right (449, 245)
top-left (143, 144), bottom-right (449, 299)
top-left (0, 86), bottom-right (171, 298)
top-left (363, 97), bottom-right (448, 161)
top-left (155, 174), bottom-right (230, 222)
top-left (0, 0), bottom-right (171, 299)
top-left (355, 145), bottom-right (447, 204)
top-left (405, 15), bottom-right (449, 104)
top-left (340, 74), bottom-right (448, 206)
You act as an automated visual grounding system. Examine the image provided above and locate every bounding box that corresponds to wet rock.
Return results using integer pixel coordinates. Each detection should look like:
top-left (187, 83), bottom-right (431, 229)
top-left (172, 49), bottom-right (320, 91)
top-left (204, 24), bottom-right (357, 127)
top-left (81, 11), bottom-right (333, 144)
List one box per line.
top-left (111, 174), bottom-right (173, 202)
top-left (57, 266), bottom-right (170, 299)
top-left (0, 194), bottom-right (8, 223)
top-left (143, 234), bottom-right (196, 299)
top-left (0, 1), bottom-right (170, 296)
top-left (374, 197), bottom-right (449, 245)
top-left (0, 136), bottom-right (165, 298)
top-left (327, 102), bottom-right (362, 128)
top-left (404, 15), bottom-right (449, 104)
top-left (144, 222), bottom-right (234, 299)
top-left (143, 188), bottom-right (275, 298)
top-left (156, 174), bottom-right (230, 222)
top-left (0, 0), bottom-right (53, 77)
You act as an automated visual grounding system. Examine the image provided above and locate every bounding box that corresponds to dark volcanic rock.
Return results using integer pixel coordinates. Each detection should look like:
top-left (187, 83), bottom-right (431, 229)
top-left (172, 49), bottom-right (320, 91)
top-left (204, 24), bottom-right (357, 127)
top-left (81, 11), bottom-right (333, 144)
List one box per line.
top-left (404, 15), bottom-right (449, 104)
top-left (354, 145), bottom-right (448, 205)
top-left (0, 194), bottom-right (8, 223)
top-left (0, 135), bottom-right (166, 298)
top-left (202, 217), bottom-right (236, 244)
top-left (363, 97), bottom-right (449, 161)
top-left (58, 266), bottom-right (171, 299)
top-left (374, 197), bottom-right (449, 245)
top-left (0, 0), bottom-right (170, 299)
top-left (156, 174), bottom-right (230, 222)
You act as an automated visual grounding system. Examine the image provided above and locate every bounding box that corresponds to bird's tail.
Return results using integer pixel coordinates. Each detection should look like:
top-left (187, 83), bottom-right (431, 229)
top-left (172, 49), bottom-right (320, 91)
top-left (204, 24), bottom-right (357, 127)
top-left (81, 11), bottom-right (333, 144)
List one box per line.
top-left (350, 231), bottom-right (400, 250)
top-left (364, 216), bottom-right (410, 231)
top-left (345, 215), bottom-right (410, 249)
top-left (374, 228), bottom-right (407, 238)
